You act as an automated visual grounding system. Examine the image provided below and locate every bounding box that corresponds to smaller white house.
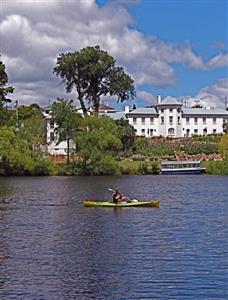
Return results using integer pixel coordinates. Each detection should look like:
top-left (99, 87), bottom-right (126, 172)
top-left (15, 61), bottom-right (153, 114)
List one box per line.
top-left (43, 105), bottom-right (75, 156)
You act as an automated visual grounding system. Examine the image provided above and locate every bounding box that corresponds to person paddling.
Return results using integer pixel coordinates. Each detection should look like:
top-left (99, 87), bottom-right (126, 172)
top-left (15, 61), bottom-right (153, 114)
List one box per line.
top-left (112, 189), bottom-right (125, 204)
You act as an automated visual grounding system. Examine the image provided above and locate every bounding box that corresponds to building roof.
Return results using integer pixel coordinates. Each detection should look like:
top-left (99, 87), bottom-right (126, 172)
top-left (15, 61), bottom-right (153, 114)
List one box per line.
top-left (126, 107), bottom-right (158, 115)
top-left (95, 103), bottom-right (117, 112)
top-left (182, 107), bottom-right (228, 116)
top-left (100, 111), bottom-right (127, 120)
top-left (157, 96), bottom-right (182, 106)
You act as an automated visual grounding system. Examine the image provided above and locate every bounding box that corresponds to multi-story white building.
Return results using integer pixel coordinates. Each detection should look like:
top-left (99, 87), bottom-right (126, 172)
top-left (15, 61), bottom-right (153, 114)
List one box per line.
top-left (127, 96), bottom-right (228, 138)
top-left (43, 96), bottom-right (228, 155)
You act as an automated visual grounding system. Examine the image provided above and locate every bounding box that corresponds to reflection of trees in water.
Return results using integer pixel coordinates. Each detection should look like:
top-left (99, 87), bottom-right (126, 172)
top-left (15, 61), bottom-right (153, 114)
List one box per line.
top-left (0, 187), bottom-right (13, 198)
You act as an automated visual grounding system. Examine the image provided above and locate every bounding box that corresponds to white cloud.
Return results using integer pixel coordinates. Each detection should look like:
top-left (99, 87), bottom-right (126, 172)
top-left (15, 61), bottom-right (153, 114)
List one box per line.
top-left (195, 78), bottom-right (228, 107)
top-left (178, 78), bottom-right (228, 108)
top-left (207, 54), bottom-right (228, 69)
top-left (0, 0), bottom-right (227, 106)
top-left (137, 90), bottom-right (157, 105)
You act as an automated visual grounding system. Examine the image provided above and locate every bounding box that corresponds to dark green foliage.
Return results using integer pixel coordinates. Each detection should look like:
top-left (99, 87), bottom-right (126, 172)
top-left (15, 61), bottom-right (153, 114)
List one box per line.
top-left (0, 60), bottom-right (14, 106)
top-left (53, 45), bottom-right (135, 115)
top-left (115, 118), bottom-right (135, 154)
top-left (74, 116), bottom-right (122, 175)
top-left (0, 60), bottom-right (14, 126)
top-left (219, 134), bottom-right (228, 158)
top-left (138, 161), bottom-right (160, 175)
top-left (204, 159), bottom-right (228, 175)
top-left (0, 126), bottom-right (52, 175)
top-left (119, 160), bottom-right (160, 175)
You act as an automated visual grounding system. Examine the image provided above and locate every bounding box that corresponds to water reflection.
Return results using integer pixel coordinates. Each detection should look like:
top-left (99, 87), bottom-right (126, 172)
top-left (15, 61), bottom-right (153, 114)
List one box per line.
top-left (0, 175), bottom-right (227, 299)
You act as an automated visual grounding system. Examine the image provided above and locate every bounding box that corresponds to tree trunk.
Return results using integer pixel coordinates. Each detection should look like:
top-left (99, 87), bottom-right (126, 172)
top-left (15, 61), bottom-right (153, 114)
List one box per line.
top-left (77, 87), bottom-right (88, 116)
top-left (94, 96), bottom-right (100, 115)
top-left (67, 138), bottom-right (70, 165)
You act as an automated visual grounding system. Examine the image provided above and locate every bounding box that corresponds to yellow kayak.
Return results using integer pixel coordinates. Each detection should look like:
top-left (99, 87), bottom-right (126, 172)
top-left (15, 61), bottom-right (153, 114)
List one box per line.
top-left (83, 200), bottom-right (160, 207)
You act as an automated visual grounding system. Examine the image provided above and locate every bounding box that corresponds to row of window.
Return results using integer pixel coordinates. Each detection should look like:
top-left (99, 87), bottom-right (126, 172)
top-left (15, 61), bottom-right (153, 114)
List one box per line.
top-left (133, 117), bottom-right (155, 125)
top-left (186, 128), bottom-right (217, 135)
top-left (138, 128), bottom-right (217, 136)
top-left (160, 108), bottom-right (181, 113)
top-left (132, 117), bottom-right (218, 125)
top-left (161, 116), bottom-right (181, 125)
top-left (186, 117), bottom-right (217, 125)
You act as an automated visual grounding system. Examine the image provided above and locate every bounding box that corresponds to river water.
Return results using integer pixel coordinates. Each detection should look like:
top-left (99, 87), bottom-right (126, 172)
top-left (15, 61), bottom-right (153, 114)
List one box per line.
top-left (0, 175), bottom-right (227, 299)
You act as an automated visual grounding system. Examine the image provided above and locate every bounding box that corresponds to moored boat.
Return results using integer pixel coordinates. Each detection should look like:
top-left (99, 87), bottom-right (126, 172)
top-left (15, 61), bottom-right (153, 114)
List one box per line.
top-left (161, 160), bottom-right (206, 175)
top-left (83, 200), bottom-right (160, 207)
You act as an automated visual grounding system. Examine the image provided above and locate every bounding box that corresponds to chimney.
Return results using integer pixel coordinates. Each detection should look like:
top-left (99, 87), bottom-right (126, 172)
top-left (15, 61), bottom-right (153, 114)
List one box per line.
top-left (125, 105), bottom-right (130, 114)
top-left (157, 94), bottom-right (161, 104)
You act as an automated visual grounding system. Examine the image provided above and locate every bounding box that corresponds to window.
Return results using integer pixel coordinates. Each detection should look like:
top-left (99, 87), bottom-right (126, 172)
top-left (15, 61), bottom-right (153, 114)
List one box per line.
top-left (178, 116), bottom-right (181, 124)
top-left (194, 129), bottom-right (198, 134)
top-left (177, 108), bottom-right (181, 113)
top-left (141, 129), bottom-right (145, 135)
top-left (50, 120), bottom-right (54, 129)
top-left (169, 108), bottom-right (173, 112)
top-left (213, 118), bottom-right (216, 124)
top-left (186, 129), bottom-right (190, 137)
top-left (186, 117), bottom-right (190, 125)
top-left (168, 128), bottom-right (175, 135)
top-left (141, 117), bottom-right (145, 125)
top-left (194, 118), bottom-right (198, 125)
top-left (149, 129), bottom-right (153, 136)
top-left (213, 129), bottom-right (216, 134)
top-left (203, 128), bottom-right (207, 135)
top-left (133, 117), bottom-right (137, 125)
top-left (160, 108), bottom-right (164, 113)
top-left (169, 116), bottom-right (173, 124)
top-left (161, 117), bottom-right (164, 124)
top-left (203, 117), bottom-right (206, 124)
top-left (150, 117), bottom-right (154, 125)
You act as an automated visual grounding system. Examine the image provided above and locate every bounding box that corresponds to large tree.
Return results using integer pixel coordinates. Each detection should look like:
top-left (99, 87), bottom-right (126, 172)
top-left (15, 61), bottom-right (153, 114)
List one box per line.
top-left (51, 98), bottom-right (82, 164)
top-left (53, 45), bottom-right (136, 115)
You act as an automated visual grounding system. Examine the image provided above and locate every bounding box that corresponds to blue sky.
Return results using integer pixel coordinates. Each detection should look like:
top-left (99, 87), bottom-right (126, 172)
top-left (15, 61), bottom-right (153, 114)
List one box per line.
top-left (98, 0), bottom-right (228, 106)
top-left (1, 0), bottom-right (227, 108)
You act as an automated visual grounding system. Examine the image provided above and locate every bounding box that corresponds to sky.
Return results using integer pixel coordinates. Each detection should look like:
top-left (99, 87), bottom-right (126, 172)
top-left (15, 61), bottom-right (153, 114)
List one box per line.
top-left (0, 0), bottom-right (228, 109)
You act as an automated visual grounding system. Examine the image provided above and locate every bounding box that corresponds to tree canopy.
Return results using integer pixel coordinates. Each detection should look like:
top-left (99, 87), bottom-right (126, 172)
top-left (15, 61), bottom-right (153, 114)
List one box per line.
top-left (53, 45), bottom-right (136, 115)
top-left (73, 115), bottom-right (122, 175)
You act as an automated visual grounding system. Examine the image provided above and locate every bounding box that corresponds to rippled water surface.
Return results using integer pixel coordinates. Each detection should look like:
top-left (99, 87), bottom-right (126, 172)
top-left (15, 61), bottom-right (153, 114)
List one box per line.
top-left (0, 175), bottom-right (227, 299)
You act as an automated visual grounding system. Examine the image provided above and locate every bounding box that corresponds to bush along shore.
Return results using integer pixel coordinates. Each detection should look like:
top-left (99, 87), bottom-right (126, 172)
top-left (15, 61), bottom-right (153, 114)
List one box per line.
top-left (1, 132), bottom-right (228, 176)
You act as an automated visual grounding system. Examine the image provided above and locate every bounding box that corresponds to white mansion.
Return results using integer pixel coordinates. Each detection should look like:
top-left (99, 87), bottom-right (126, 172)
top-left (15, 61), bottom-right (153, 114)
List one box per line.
top-left (44, 96), bottom-right (228, 155)
top-left (126, 96), bottom-right (228, 138)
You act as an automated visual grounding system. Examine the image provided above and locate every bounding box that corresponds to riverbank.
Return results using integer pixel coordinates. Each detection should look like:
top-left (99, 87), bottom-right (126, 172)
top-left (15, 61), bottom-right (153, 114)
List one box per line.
top-left (43, 158), bottom-right (228, 176)
top-left (1, 157), bottom-right (228, 176)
